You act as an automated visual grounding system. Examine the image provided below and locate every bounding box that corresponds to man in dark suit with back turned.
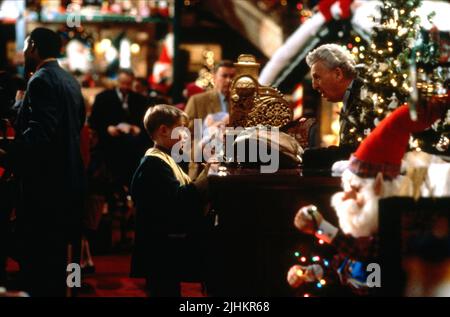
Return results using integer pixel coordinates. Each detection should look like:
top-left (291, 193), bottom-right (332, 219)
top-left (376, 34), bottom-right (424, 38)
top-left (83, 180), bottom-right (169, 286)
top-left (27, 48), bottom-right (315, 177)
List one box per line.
top-left (0, 28), bottom-right (86, 296)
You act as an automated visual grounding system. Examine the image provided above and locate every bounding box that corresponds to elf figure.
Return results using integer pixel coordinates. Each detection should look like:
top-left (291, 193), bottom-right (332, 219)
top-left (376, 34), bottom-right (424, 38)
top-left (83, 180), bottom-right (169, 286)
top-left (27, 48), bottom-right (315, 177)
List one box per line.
top-left (289, 97), bottom-right (449, 294)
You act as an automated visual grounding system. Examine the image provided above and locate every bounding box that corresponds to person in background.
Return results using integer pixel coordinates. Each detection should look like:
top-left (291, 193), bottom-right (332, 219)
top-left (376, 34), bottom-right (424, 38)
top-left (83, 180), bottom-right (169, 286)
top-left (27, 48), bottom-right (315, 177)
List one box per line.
top-left (0, 27), bottom-right (86, 297)
top-left (132, 77), bottom-right (150, 99)
top-left (89, 69), bottom-right (150, 189)
top-left (89, 69), bottom-right (151, 247)
top-left (184, 61), bottom-right (236, 178)
top-left (184, 60), bottom-right (236, 132)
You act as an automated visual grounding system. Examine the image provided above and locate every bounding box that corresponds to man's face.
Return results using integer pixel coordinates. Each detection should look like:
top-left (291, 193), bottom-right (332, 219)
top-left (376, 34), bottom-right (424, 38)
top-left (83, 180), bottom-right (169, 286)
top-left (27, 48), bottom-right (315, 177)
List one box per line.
top-left (23, 37), bottom-right (38, 74)
top-left (132, 80), bottom-right (147, 96)
top-left (310, 61), bottom-right (346, 103)
top-left (214, 66), bottom-right (236, 97)
top-left (118, 73), bottom-right (134, 95)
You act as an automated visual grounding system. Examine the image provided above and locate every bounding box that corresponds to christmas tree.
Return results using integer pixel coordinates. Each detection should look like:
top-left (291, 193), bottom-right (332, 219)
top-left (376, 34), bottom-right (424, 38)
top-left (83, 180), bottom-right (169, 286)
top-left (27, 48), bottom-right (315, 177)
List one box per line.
top-left (348, 0), bottom-right (449, 153)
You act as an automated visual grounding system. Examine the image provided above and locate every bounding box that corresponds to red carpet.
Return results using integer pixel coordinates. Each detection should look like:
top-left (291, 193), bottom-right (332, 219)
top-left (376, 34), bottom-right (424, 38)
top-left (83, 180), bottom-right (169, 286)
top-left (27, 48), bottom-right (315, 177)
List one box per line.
top-left (6, 254), bottom-right (205, 297)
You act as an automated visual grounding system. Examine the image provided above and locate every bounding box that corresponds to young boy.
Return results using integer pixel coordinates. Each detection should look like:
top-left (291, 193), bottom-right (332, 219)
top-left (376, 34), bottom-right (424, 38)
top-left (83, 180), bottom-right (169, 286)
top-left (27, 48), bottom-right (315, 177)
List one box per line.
top-left (130, 104), bottom-right (209, 297)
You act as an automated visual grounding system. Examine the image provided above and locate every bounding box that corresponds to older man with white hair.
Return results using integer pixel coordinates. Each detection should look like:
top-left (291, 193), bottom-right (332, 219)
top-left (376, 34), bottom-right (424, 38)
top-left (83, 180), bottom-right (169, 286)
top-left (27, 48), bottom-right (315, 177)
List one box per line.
top-left (306, 43), bottom-right (370, 147)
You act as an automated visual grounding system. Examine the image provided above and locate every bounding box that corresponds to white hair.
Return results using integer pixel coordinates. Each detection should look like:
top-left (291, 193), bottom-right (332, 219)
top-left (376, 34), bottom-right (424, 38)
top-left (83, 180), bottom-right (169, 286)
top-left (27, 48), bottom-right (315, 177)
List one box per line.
top-left (306, 43), bottom-right (357, 78)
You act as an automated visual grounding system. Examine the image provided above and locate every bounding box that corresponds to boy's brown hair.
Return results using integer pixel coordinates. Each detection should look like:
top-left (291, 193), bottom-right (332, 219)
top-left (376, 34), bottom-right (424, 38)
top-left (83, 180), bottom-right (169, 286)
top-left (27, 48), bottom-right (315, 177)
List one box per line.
top-left (143, 104), bottom-right (188, 139)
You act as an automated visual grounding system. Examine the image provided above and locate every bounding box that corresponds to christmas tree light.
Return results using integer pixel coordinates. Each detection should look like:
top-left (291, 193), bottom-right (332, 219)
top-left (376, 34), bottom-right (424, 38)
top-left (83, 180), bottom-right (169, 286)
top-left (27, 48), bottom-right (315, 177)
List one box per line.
top-left (347, 0), bottom-right (449, 152)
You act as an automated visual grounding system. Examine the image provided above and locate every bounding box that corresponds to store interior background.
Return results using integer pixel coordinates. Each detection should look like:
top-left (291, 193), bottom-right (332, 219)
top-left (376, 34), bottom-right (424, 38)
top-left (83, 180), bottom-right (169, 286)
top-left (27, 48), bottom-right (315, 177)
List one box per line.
top-left (1, 0), bottom-right (449, 297)
top-left (0, 0), bottom-right (346, 147)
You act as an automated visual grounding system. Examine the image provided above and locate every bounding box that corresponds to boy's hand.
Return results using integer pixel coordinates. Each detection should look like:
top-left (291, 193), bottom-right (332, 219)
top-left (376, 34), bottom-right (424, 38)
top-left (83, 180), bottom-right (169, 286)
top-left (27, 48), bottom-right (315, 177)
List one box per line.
top-left (197, 163), bottom-right (211, 180)
top-left (201, 162), bottom-right (211, 173)
top-left (193, 163), bottom-right (211, 192)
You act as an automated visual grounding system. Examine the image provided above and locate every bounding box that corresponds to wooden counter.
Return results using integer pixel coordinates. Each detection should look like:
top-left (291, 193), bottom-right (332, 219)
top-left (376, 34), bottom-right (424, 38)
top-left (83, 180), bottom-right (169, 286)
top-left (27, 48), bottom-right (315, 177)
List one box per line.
top-left (204, 166), bottom-right (342, 296)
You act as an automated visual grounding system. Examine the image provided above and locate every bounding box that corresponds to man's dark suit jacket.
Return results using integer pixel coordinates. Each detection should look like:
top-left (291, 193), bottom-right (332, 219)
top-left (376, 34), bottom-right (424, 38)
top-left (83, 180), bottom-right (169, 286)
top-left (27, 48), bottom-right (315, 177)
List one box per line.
top-left (88, 89), bottom-right (150, 186)
top-left (88, 89), bottom-right (149, 143)
top-left (11, 60), bottom-right (86, 240)
top-left (339, 77), bottom-right (365, 149)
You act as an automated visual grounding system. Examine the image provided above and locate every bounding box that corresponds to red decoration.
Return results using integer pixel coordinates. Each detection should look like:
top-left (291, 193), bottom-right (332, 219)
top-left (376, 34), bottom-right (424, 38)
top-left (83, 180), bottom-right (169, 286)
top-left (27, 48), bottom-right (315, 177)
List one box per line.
top-left (351, 102), bottom-right (448, 178)
top-left (318, 0), bottom-right (353, 22)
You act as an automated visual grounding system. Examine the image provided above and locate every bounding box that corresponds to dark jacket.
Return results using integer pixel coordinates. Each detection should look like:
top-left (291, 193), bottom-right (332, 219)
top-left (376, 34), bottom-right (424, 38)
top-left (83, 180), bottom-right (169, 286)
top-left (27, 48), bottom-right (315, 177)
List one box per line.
top-left (10, 60), bottom-right (86, 239)
top-left (130, 155), bottom-right (204, 278)
top-left (88, 89), bottom-right (151, 186)
top-left (339, 78), bottom-right (374, 149)
top-left (88, 89), bottom-right (149, 143)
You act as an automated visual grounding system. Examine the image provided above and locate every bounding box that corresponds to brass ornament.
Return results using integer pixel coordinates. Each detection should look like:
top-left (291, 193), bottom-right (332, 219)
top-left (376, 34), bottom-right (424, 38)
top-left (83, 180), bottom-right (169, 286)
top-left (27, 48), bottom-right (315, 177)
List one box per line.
top-left (229, 54), bottom-right (293, 128)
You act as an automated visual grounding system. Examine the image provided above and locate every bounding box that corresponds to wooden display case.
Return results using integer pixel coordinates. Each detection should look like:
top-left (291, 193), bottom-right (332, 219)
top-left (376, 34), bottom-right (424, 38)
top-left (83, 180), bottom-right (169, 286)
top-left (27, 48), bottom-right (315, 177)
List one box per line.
top-left (204, 166), bottom-right (341, 296)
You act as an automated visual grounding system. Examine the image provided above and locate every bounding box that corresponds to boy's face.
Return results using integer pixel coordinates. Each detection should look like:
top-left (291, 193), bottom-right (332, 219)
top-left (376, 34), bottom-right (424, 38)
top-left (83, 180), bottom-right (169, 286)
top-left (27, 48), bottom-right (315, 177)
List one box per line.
top-left (160, 118), bottom-right (189, 150)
